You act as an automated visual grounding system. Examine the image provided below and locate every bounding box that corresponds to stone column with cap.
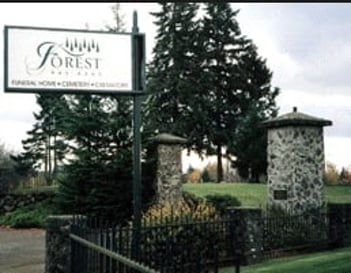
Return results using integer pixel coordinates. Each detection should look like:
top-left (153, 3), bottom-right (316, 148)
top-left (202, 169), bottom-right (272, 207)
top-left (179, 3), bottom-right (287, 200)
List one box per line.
top-left (262, 107), bottom-right (332, 214)
top-left (149, 133), bottom-right (188, 205)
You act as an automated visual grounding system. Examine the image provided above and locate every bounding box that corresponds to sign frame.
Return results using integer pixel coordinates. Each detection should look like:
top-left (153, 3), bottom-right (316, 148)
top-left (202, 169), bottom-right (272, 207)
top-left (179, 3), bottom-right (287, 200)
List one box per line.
top-left (4, 25), bottom-right (145, 96)
top-left (4, 11), bottom-right (145, 258)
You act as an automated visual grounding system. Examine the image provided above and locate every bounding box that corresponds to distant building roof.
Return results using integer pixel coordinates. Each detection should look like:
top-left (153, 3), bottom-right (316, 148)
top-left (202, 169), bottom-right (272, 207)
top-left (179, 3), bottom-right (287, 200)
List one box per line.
top-left (261, 106), bottom-right (332, 128)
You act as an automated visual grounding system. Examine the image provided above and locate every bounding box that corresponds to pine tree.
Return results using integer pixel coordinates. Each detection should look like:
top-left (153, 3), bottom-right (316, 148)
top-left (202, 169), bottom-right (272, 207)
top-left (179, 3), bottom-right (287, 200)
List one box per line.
top-left (228, 41), bottom-right (279, 182)
top-left (146, 3), bottom-right (279, 183)
top-left (56, 94), bottom-right (134, 220)
top-left (56, 5), bottom-right (156, 220)
top-left (198, 3), bottom-right (279, 182)
top-left (198, 3), bottom-right (247, 182)
top-left (145, 3), bottom-right (202, 137)
top-left (21, 94), bottom-right (69, 184)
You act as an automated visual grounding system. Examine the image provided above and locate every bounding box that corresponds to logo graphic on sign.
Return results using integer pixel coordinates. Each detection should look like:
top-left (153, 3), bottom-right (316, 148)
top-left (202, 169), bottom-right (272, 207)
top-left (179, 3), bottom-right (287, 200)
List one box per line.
top-left (26, 38), bottom-right (102, 76)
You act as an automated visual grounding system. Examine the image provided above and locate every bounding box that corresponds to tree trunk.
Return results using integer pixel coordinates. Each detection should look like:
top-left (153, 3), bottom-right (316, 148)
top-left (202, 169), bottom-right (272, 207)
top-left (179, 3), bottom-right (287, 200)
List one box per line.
top-left (47, 134), bottom-right (52, 186)
top-left (217, 144), bottom-right (223, 182)
top-left (44, 141), bottom-right (48, 184)
top-left (53, 134), bottom-right (57, 177)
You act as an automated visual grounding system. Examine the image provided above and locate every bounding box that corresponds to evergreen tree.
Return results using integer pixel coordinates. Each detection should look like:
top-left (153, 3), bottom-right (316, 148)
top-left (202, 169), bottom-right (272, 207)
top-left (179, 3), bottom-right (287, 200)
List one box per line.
top-left (0, 143), bottom-right (17, 192)
top-left (56, 5), bottom-right (156, 220)
top-left (21, 94), bottom-right (69, 184)
top-left (197, 3), bottom-right (247, 182)
top-left (145, 3), bottom-right (202, 138)
top-left (198, 3), bottom-right (279, 182)
top-left (228, 42), bottom-right (279, 182)
top-left (56, 94), bottom-right (134, 220)
top-left (201, 168), bottom-right (211, 183)
top-left (146, 3), bottom-right (279, 183)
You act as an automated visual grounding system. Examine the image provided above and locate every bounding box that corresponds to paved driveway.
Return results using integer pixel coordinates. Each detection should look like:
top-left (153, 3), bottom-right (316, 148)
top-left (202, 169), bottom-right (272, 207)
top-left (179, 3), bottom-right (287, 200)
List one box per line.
top-left (0, 227), bottom-right (45, 273)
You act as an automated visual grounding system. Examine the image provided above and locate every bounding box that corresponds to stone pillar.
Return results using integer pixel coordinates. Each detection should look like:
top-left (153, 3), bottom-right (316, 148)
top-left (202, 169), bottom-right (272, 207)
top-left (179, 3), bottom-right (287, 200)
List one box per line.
top-left (149, 133), bottom-right (187, 205)
top-left (262, 107), bottom-right (332, 214)
top-left (227, 207), bottom-right (263, 265)
top-left (45, 215), bottom-right (73, 273)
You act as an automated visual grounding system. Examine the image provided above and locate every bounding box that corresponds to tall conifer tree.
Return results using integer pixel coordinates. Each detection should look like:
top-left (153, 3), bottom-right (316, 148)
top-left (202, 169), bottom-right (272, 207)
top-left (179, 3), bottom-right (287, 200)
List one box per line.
top-left (147, 3), bottom-right (279, 182)
top-left (146, 3), bottom-right (202, 137)
top-left (56, 4), bottom-right (155, 220)
top-left (21, 94), bottom-right (69, 184)
top-left (198, 3), bottom-right (279, 182)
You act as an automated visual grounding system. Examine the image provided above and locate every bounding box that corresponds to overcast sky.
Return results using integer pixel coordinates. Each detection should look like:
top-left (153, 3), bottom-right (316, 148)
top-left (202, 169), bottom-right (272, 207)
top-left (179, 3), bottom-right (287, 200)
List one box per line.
top-left (1, 3), bottom-right (351, 170)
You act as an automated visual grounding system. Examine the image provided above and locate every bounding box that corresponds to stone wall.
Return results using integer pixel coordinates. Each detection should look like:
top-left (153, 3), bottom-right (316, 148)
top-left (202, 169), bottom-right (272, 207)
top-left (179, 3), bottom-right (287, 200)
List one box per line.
top-left (45, 215), bottom-right (73, 273)
top-left (267, 126), bottom-right (325, 213)
top-left (227, 207), bottom-right (263, 265)
top-left (0, 192), bottom-right (55, 214)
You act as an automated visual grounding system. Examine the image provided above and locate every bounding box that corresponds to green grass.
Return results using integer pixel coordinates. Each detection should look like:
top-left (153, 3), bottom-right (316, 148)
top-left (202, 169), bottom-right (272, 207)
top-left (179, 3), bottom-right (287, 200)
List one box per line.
top-left (220, 247), bottom-right (351, 273)
top-left (12, 185), bottom-right (58, 194)
top-left (183, 183), bottom-right (351, 207)
top-left (325, 185), bottom-right (351, 203)
top-left (183, 183), bottom-right (267, 207)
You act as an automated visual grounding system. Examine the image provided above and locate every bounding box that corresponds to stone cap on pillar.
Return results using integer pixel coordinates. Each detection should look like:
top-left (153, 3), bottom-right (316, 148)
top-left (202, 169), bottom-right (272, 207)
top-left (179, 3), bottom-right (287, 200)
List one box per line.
top-left (261, 106), bottom-right (332, 129)
top-left (149, 133), bottom-right (188, 145)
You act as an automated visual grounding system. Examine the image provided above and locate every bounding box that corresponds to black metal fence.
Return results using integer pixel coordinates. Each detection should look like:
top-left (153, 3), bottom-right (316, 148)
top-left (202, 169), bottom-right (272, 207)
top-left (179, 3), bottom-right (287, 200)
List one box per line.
top-left (69, 205), bottom-right (351, 273)
top-left (70, 216), bottom-right (159, 273)
top-left (263, 209), bottom-right (332, 258)
top-left (70, 213), bottom-right (240, 273)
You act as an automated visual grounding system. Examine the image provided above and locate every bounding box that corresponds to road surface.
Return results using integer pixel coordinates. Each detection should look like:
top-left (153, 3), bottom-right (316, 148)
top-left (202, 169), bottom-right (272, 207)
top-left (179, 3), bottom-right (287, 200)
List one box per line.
top-left (0, 227), bottom-right (45, 273)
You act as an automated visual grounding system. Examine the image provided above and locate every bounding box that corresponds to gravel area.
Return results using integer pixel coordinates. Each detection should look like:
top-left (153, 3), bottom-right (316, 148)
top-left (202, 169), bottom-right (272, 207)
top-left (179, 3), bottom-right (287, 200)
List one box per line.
top-left (0, 227), bottom-right (45, 273)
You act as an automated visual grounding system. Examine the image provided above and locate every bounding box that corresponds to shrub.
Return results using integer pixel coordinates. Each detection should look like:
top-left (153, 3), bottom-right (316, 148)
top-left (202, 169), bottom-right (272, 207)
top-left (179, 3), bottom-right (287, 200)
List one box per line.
top-left (139, 197), bottom-right (221, 272)
top-left (205, 194), bottom-right (241, 215)
top-left (201, 168), bottom-right (211, 183)
top-left (203, 162), bottom-right (217, 182)
top-left (0, 200), bottom-right (57, 228)
top-left (141, 196), bottom-right (218, 224)
top-left (186, 168), bottom-right (202, 183)
top-left (324, 162), bottom-right (339, 185)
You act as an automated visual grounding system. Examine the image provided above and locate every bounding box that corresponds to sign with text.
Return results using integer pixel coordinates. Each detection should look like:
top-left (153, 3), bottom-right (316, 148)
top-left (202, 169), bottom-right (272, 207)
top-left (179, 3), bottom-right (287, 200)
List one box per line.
top-left (4, 26), bottom-right (134, 94)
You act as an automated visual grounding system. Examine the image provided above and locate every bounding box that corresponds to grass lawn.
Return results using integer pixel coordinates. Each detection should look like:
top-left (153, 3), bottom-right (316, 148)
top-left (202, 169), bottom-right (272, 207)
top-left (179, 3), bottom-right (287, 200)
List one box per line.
top-left (182, 183), bottom-right (351, 207)
top-left (220, 247), bottom-right (351, 273)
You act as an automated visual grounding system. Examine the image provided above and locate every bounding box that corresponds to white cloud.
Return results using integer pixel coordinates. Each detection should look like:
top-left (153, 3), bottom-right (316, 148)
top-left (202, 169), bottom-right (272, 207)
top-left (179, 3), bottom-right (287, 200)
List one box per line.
top-left (325, 136), bottom-right (351, 170)
top-left (1, 3), bottom-right (351, 169)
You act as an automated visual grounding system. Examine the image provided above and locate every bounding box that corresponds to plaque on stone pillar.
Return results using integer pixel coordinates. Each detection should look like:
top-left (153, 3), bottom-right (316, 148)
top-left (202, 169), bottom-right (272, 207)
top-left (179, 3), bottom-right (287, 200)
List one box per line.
top-left (273, 190), bottom-right (287, 200)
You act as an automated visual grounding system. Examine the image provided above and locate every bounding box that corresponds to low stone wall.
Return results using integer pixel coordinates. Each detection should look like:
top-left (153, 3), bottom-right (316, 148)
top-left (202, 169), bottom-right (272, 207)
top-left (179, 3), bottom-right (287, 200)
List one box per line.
top-left (0, 192), bottom-right (55, 214)
top-left (227, 207), bottom-right (263, 265)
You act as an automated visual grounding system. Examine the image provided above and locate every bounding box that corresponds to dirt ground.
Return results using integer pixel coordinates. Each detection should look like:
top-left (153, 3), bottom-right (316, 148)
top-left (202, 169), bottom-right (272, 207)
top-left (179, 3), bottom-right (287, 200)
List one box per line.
top-left (0, 227), bottom-right (45, 273)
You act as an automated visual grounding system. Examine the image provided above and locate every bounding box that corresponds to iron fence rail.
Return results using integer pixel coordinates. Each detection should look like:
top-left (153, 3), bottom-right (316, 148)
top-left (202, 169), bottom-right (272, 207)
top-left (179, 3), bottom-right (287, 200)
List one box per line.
top-left (69, 208), bottom-right (351, 273)
top-left (262, 211), bottom-right (331, 258)
top-left (70, 214), bottom-right (239, 273)
top-left (70, 233), bottom-right (159, 273)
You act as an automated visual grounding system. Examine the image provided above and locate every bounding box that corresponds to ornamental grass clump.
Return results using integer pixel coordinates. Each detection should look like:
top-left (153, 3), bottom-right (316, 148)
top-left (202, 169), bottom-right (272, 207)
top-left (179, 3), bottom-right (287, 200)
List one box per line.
top-left (138, 196), bottom-right (223, 272)
top-left (141, 196), bottom-right (220, 226)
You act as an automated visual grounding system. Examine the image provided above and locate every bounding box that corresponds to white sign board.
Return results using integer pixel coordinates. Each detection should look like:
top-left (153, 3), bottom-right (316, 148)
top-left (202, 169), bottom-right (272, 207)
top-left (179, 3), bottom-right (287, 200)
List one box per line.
top-left (4, 26), bottom-right (133, 93)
